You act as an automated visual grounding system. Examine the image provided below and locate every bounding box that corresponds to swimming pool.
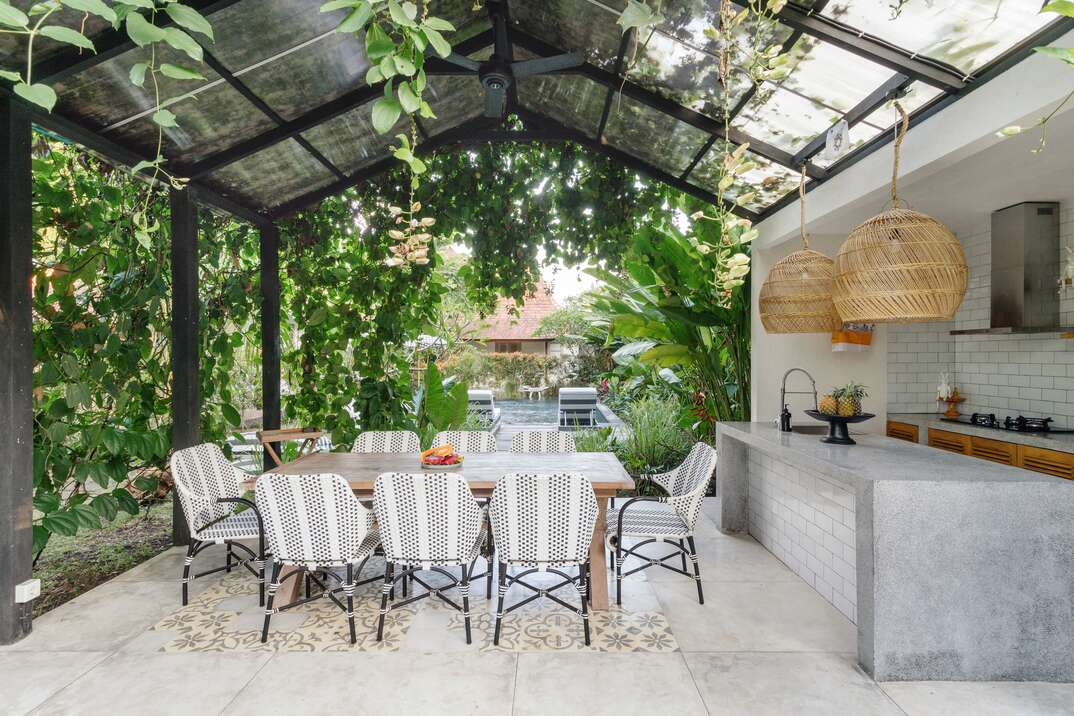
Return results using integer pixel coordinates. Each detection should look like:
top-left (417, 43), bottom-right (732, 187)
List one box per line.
top-left (496, 399), bottom-right (608, 426)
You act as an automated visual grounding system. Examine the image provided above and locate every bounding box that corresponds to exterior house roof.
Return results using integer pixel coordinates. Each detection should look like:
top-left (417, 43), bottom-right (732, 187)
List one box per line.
top-left (470, 282), bottom-right (559, 341)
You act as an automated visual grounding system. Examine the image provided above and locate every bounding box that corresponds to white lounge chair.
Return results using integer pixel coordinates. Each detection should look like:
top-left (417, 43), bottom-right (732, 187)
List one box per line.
top-left (558, 387), bottom-right (598, 428)
top-left (467, 389), bottom-right (502, 434)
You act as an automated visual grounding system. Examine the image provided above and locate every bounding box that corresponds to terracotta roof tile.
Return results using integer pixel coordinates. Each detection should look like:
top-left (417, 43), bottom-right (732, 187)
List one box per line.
top-left (469, 282), bottom-right (559, 341)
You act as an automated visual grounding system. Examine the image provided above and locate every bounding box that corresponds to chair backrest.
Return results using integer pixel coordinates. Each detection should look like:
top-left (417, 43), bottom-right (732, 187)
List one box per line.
top-left (315, 435), bottom-right (333, 452)
top-left (559, 387), bottom-right (598, 425)
top-left (351, 430), bottom-right (421, 454)
top-left (489, 473), bottom-right (597, 565)
top-left (657, 442), bottom-right (718, 529)
top-left (170, 443), bottom-right (243, 531)
top-left (467, 389), bottom-right (496, 413)
top-left (510, 430), bottom-right (576, 454)
top-left (373, 472), bottom-right (482, 565)
top-left (255, 473), bottom-right (370, 566)
top-left (433, 430), bottom-right (497, 453)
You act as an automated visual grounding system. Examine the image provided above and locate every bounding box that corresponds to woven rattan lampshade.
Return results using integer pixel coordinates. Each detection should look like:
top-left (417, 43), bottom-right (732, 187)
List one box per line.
top-left (759, 168), bottom-right (841, 333)
top-left (833, 208), bottom-right (967, 322)
top-left (832, 103), bottom-right (968, 323)
top-left (759, 249), bottom-right (842, 333)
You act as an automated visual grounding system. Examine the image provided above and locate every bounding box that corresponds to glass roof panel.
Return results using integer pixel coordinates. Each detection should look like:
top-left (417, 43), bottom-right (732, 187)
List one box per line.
top-left (106, 82), bottom-right (278, 165)
top-left (51, 45), bottom-right (223, 130)
top-left (421, 75), bottom-right (487, 136)
top-left (206, 0), bottom-right (346, 70)
top-left (603, 94), bottom-right (710, 175)
top-left (813, 81), bottom-right (943, 168)
top-left (0, 2), bottom-right (113, 67)
top-left (206, 138), bottom-right (337, 210)
top-left (300, 100), bottom-right (404, 175)
top-left (689, 142), bottom-right (801, 212)
top-left (512, 0), bottom-right (622, 68)
top-left (818, 0), bottom-right (1054, 74)
top-left (517, 74), bottom-right (606, 138)
top-left (780, 36), bottom-right (893, 113)
top-left (234, 32), bottom-right (370, 121)
top-left (733, 86), bottom-right (835, 154)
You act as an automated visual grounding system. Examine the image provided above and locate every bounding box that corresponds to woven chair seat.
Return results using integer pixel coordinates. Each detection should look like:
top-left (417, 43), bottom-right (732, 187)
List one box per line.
top-left (607, 503), bottom-right (690, 539)
top-left (193, 511), bottom-right (263, 542)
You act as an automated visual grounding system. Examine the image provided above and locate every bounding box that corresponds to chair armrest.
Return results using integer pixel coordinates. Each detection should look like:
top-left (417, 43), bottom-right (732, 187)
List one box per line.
top-left (614, 496), bottom-right (667, 536)
top-left (215, 496), bottom-right (266, 539)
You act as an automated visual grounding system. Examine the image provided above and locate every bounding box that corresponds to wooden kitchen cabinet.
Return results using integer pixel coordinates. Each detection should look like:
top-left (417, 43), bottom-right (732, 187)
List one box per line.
top-left (970, 436), bottom-right (1019, 466)
top-left (887, 421), bottom-right (919, 443)
top-left (1018, 445), bottom-right (1074, 479)
top-left (927, 428), bottom-right (971, 455)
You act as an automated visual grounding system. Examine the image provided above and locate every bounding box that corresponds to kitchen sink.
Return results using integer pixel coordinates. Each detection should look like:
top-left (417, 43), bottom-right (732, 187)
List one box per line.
top-left (788, 425), bottom-right (830, 435)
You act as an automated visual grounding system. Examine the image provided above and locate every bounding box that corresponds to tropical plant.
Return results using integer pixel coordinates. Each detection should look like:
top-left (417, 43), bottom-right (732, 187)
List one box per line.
top-left (411, 362), bottom-right (469, 448)
top-left (615, 394), bottom-right (695, 480)
top-left (588, 211), bottom-right (752, 438)
top-left (574, 427), bottom-right (617, 453)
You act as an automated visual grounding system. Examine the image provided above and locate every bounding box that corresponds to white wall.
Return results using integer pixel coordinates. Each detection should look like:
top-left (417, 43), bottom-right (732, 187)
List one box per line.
top-left (751, 234), bottom-right (888, 432)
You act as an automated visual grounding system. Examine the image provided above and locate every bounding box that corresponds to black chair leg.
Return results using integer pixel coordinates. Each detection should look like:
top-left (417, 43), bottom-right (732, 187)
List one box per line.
top-left (261, 562), bottom-right (282, 643)
top-left (461, 565), bottom-right (472, 645)
top-left (615, 535), bottom-right (623, 606)
top-left (679, 539), bottom-right (688, 574)
top-left (226, 542), bottom-right (233, 573)
top-left (687, 536), bottom-right (704, 605)
top-left (377, 563), bottom-right (394, 642)
top-left (485, 528), bottom-right (494, 597)
top-left (493, 561), bottom-right (507, 646)
top-left (345, 563), bottom-right (357, 645)
top-left (182, 541), bottom-right (197, 606)
top-left (579, 562), bottom-right (591, 646)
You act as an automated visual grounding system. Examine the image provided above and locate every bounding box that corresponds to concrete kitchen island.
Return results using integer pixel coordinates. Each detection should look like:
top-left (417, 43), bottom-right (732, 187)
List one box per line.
top-left (716, 421), bottom-right (1074, 682)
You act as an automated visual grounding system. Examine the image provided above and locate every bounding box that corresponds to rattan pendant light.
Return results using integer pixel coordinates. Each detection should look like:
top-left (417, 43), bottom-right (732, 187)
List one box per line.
top-left (833, 103), bottom-right (968, 323)
top-left (759, 168), bottom-right (842, 333)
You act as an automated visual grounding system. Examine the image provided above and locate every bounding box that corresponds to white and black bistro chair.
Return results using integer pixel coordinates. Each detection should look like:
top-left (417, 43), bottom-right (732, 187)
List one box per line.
top-left (256, 472), bottom-right (381, 644)
top-left (432, 430), bottom-right (497, 453)
top-left (509, 430), bottom-right (576, 454)
top-left (488, 472), bottom-right (597, 645)
top-left (608, 442), bottom-right (718, 605)
top-left (171, 443), bottom-right (268, 606)
top-left (373, 472), bottom-right (488, 644)
top-left (351, 430), bottom-right (421, 453)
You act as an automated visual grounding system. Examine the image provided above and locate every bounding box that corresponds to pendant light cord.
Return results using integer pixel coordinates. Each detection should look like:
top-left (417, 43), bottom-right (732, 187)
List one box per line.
top-left (798, 165), bottom-right (808, 249)
top-left (891, 101), bottom-right (908, 208)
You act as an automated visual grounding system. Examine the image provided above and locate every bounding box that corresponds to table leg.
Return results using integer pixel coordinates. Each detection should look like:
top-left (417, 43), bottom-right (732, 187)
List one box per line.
top-left (589, 497), bottom-right (610, 610)
top-left (279, 565), bottom-right (305, 604)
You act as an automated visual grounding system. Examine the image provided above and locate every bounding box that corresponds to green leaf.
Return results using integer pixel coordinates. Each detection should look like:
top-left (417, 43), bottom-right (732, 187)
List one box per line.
top-left (60, 353), bottom-right (81, 378)
top-left (388, 0), bottom-right (416, 27)
top-left (14, 82), bottom-right (57, 111)
top-left (337, 2), bottom-right (371, 32)
top-left (0, 69), bottom-right (21, 82)
top-left (618, 0), bottom-right (664, 31)
top-left (117, 0), bottom-right (156, 8)
top-left (162, 26), bottom-right (203, 62)
top-left (365, 65), bottom-right (384, 84)
top-left (125, 11), bottom-right (165, 46)
top-left (33, 492), bottom-right (61, 514)
top-left (129, 61), bottom-right (148, 87)
top-left (371, 96), bottom-right (402, 134)
top-left (308, 306), bottom-right (328, 325)
top-left (61, 0), bottom-right (117, 23)
top-left (1043, 0), bottom-right (1074, 17)
top-left (112, 487), bottom-right (140, 516)
top-left (320, 0), bottom-right (360, 11)
top-left (151, 108), bottom-right (178, 127)
top-left (1034, 45), bottom-right (1074, 65)
top-left (639, 343), bottom-right (695, 368)
top-left (0, 3), bottom-right (29, 28)
top-left (42, 511), bottom-right (79, 537)
top-left (422, 26), bottom-right (451, 57)
top-left (365, 22), bottom-right (393, 60)
top-left (221, 403), bottom-right (241, 427)
top-left (72, 503), bottom-right (102, 529)
top-left (32, 525), bottom-right (50, 557)
top-left (64, 381), bottom-right (90, 408)
top-left (164, 3), bottom-right (214, 40)
top-left (160, 63), bottom-right (205, 81)
top-left (397, 81), bottom-right (420, 113)
top-left (422, 17), bottom-right (455, 32)
top-left (91, 493), bottom-right (119, 521)
top-left (39, 25), bottom-right (95, 50)
top-left (393, 54), bottom-right (416, 76)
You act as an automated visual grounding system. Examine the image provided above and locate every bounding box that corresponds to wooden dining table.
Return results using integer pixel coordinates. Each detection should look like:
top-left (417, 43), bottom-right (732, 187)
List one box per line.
top-left (251, 450), bottom-right (635, 610)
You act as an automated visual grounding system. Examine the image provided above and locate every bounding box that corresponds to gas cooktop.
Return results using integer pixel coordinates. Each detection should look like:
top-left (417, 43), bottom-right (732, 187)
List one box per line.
top-left (941, 413), bottom-right (1074, 434)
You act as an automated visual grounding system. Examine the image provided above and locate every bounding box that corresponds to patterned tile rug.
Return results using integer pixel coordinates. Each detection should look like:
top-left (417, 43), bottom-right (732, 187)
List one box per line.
top-left (148, 563), bottom-right (678, 654)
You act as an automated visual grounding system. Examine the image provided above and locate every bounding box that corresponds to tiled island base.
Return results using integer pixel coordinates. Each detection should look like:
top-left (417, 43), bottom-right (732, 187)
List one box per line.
top-left (747, 451), bottom-right (857, 623)
top-left (718, 421), bottom-right (1074, 682)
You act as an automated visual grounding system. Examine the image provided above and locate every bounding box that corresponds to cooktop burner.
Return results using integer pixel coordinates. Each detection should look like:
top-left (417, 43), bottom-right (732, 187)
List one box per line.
top-left (942, 413), bottom-right (1074, 434)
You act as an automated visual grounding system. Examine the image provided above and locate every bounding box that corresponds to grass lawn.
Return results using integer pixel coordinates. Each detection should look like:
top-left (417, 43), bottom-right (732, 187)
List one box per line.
top-left (32, 496), bottom-right (174, 617)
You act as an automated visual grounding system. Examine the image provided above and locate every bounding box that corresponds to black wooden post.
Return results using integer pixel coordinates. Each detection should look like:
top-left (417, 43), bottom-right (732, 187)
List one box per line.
top-left (0, 95), bottom-right (34, 644)
top-left (170, 188), bottom-right (199, 545)
top-left (260, 223), bottom-right (281, 442)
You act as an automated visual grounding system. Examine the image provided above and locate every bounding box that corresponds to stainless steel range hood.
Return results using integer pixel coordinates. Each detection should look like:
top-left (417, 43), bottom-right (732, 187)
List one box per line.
top-left (952, 202), bottom-right (1063, 335)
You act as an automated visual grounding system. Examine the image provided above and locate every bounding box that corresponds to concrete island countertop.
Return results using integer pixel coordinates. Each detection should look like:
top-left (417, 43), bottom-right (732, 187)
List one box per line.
top-left (887, 412), bottom-right (1074, 452)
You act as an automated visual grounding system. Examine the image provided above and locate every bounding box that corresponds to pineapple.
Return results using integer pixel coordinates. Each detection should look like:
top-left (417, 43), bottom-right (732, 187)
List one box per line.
top-left (837, 382), bottom-right (868, 416)
top-left (819, 390), bottom-right (840, 415)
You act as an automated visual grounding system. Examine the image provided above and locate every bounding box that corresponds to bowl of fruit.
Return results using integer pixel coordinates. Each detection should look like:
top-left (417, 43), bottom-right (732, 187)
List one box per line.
top-left (805, 382), bottom-right (874, 445)
top-left (420, 444), bottom-right (464, 470)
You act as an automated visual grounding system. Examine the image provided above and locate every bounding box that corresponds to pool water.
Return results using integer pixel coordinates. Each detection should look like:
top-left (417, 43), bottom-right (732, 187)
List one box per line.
top-left (496, 399), bottom-right (607, 425)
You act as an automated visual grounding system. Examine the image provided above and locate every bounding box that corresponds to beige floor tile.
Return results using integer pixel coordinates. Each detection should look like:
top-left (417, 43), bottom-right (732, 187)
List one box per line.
top-left (652, 579), bottom-right (856, 653)
top-left (32, 652), bottom-right (270, 715)
top-left (0, 651), bottom-right (110, 715)
top-left (618, 531), bottom-right (798, 584)
top-left (513, 652), bottom-right (707, 716)
top-left (223, 652), bottom-right (517, 715)
top-left (881, 680), bottom-right (1074, 716)
top-left (686, 652), bottom-right (903, 716)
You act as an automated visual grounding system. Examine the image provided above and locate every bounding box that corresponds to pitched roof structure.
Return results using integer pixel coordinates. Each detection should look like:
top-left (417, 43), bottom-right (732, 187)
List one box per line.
top-left (470, 281), bottom-right (559, 341)
top-left (2, 0), bottom-right (1070, 226)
